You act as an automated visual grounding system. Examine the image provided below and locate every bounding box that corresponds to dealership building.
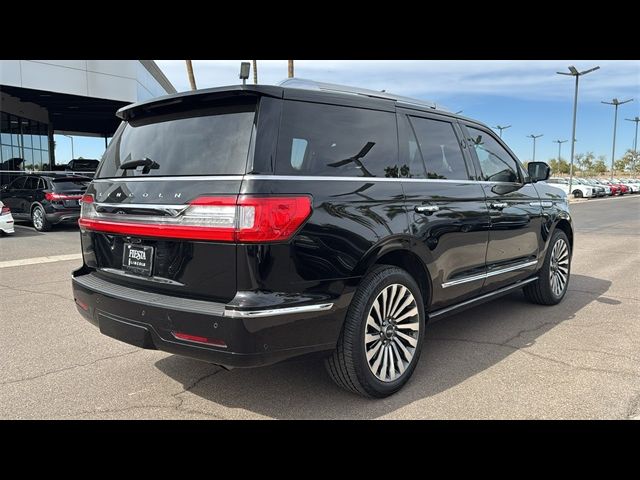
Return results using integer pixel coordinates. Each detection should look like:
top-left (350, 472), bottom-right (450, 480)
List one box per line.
top-left (0, 60), bottom-right (176, 174)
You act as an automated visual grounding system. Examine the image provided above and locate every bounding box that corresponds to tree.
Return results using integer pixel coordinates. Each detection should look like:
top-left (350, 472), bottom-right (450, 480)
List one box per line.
top-left (581, 152), bottom-right (595, 173)
top-left (548, 157), bottom-right (569, 174)
top-left (185, 60), bottom-right (197, 90)
top-left (593, 158), bottom-right (607, 174)
top-left (288, 60), bottom-right (294, 78)
top-left (618, 149), bottom-right (640, 173)
top-left (252, 60), bottom-right (258, 84)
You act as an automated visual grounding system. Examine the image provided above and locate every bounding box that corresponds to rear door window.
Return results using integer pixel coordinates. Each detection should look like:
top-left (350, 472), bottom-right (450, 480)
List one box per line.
top-left (96, 101), bottom-right (257, 178)
top-left (24, 177), bottom-right (39, 189)
top-left (276, 101), bottom-right (398, 177)
top-left (405, 116), bottom-right (470, 180)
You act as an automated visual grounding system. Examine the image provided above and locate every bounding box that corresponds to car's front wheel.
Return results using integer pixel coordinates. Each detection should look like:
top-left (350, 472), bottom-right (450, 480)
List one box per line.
top-left (524, 229), bottom-right (571, 305)
top-left (31, 205), bottom-right (51, 232)
top-left (325, 265), bottom-right (425, 398)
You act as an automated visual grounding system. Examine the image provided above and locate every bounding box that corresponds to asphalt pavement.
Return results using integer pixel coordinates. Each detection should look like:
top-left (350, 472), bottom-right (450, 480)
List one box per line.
top-left (1, 196), bottom-right (639, 419)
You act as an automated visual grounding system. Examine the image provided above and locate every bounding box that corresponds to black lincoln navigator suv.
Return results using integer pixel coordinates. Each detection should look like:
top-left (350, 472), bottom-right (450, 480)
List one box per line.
top-left (72, 79), bottom-right (573, 398)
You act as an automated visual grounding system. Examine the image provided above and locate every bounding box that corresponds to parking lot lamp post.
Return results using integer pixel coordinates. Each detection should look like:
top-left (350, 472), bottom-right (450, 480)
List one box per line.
top-left (527, 134), bottom-right (543, 161)
top-left (557, 65), bottom-right (599, 195)
top-left (602, 98), bottom-right (633, 180)
top-left (63, 134), bottom-right (74, 160)
top-left (553, 139), bottom-right (568, 166)
top-left (625, 116), bottom-right (640, 171)
top-left (495, 124), bottom-right (511, 138)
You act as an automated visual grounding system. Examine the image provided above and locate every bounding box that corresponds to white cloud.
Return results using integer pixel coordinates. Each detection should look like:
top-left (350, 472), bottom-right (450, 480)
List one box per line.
top-left (156, 60), bottom-right (639, 103)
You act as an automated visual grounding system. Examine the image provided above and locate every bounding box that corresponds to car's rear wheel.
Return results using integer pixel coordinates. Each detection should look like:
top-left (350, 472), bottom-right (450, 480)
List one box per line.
top-left (32, 205), bottom-right (51, 232)
top-left (524, 229), bottom-right (571, 305)
top-left (572, 189), bottom-right (583, 198)
top-left (325, 265), bottom-right (425, 398)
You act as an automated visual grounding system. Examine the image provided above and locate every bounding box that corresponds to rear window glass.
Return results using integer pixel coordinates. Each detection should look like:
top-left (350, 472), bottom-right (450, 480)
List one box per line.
top-left (276, 101), bottom-right (398, 177)
top-left (96, 102), bottom-right (256, 178)
top-left (69, 160), bottom-right (99, 170)
top-left (52, 179), bottom-right (90, 190)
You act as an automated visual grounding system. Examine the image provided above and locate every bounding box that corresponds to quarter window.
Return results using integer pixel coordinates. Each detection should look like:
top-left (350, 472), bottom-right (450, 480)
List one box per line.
top-left (276, 101), bottom-right (398, 177)
top-left (467, 127), bottom-right (520, 183)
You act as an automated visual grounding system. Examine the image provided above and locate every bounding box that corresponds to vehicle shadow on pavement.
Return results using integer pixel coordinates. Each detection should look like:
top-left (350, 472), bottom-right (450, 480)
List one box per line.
top-left (154, 274), bottom-right (613, 419)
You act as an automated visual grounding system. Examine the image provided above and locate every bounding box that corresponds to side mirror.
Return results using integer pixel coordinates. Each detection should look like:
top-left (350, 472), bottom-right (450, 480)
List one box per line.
top-left (527, 161), bottom-right (550, 183)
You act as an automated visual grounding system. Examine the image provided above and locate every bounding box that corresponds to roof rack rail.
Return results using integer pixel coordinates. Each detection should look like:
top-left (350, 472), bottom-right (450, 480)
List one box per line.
top-left (278, 78), bottom-right (441, 111)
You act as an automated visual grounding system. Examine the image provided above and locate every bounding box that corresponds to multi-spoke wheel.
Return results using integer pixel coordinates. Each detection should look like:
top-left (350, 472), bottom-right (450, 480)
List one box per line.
top-left (549, 238), bottom-right (569, 297)
top-left (524, 229), bottom-right (571, 305)
top-left (31, 205), bottom-right (51, 232)
top-left (325, 265), bottom-right (425, 398)
top-left (364, 284), bottom-right (419, 382)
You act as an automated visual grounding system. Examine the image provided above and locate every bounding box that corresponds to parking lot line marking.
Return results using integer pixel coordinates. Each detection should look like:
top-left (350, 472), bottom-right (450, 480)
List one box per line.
top-left (0, 253), bottom-right (82, 269)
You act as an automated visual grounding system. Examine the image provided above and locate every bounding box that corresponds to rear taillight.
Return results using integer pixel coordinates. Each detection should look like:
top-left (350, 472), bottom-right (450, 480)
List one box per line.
top-left (78, 195), bottom-right (312, 243)
top-left (1, 206), bottom-right (10, 215)
top-left (45, 192), bottom-right (83, 201)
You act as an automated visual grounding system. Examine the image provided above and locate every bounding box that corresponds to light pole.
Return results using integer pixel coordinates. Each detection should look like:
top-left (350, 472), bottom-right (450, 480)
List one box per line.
top-left (527, 134), bottom-right (543, 161)
top-left (63, 134), bottom-right (74, 160)
top-left (625, 116), bottom-right (639, 171)
top-left (553, 139), bottom-right (568, 172)
top-left (495, 124), bottom-right (511, 138)
top-left (602, 98), bottom-right (633, 179)
top-left (557, 65), bottom-right (599, 195)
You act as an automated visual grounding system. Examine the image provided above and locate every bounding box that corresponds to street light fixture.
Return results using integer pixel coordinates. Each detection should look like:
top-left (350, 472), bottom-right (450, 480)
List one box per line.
top-left (557, 65), bottom-right (599, 195)
top-left (625, 116), bottom-right (640, 171)
top-left (495, 124), bottom-right (511, 138)
top-left (602, 98), bottom-right (634, 179)
top-left (527, 134), bottom-right (543, 161)
top-left (553, 139), bottom-right (568, 170)
top-left (63, 134), bottom-right (74, 160)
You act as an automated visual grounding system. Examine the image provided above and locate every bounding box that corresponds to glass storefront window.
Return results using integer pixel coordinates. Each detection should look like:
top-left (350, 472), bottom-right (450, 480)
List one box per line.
top-left (0, 112), bottom-right (50, 170)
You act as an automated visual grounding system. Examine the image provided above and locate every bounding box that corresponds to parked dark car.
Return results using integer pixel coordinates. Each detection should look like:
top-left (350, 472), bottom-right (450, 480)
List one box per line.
top-left (66, 159), bottom-right (99, 178)
top-left (0, 173), bottom-right (91, 231)
top-left (71, 80), bottom-right (573, 398)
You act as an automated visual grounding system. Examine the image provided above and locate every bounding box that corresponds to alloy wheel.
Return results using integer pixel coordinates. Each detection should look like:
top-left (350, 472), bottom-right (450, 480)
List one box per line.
top-left (33, 208), bottom-right (43, 230)
top-left (549, 238), bottom-right (569, 296)
top-left (364, 284), bottom-right (420, 382)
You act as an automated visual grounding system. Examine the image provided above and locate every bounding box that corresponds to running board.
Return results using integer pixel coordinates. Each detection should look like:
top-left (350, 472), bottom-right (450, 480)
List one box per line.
top-left (429, 277), bottom-right (539, 321)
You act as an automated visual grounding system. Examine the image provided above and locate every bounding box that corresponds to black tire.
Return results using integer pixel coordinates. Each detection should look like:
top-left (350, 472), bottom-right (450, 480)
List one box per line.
top-left (325, 265), bottom-right (425, 398)
top-left (31, 205), bottom-right (51, 232)
top-left (572, 189), bottom-right (583, 198)
top-left (524, 229), bottom-right (571, 305)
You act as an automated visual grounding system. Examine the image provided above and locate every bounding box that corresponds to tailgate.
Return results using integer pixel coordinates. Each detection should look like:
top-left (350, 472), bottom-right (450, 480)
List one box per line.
top-left (81, 178), bottom-right (243, 303)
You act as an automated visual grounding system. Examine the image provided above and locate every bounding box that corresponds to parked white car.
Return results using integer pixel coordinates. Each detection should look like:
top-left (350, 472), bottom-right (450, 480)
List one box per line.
top-left (545, 178), bottom-right (595, 198)
top-left (0, 200), bottom-right (15, 234)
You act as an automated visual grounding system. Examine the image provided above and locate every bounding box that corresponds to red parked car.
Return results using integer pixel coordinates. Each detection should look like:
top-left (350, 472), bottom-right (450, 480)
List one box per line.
top-left (599, 180), bottom-right (626, 195)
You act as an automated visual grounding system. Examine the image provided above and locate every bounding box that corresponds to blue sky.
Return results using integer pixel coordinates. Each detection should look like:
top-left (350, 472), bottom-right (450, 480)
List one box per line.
top-left (56, 60), bottom-right (639, 165)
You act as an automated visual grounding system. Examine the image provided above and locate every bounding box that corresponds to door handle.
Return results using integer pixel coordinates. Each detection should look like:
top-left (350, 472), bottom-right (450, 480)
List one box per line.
top-left (415, 205), bottom-right (440, 214)
top-left (489, 202), bottom-right (508, 210)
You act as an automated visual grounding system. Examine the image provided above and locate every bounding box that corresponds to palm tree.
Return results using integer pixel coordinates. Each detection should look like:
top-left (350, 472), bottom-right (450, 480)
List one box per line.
top-left (252, 60), bottom-right (258, 84)
top-left (185, 60), bottom-right (197, 90)
top-left (288, 60), bottom-right (294, 78)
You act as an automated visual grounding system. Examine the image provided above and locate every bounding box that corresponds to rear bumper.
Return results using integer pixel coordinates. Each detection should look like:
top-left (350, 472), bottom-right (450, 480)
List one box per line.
top-left (46, 210), bottom-right (80, 224)
top-left (0, 215), bottom-right (14, 233)
top-left (71, 269), bottom-right (347, 368)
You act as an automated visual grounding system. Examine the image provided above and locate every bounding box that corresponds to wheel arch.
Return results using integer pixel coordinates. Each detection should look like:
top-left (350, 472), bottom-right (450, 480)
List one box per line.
top-left (353, 236), bottom-right (433, 308)
top-left (554, 218), bottom-right (574, 250)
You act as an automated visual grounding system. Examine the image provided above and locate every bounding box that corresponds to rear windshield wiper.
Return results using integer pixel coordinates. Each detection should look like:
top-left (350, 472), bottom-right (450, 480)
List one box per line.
top-left (119, 157), bottom-right (160, 174)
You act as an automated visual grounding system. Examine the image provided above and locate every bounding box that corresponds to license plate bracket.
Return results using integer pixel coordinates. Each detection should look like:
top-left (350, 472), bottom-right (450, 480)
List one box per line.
top-left (122, 244), bottom-right (154, 277)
